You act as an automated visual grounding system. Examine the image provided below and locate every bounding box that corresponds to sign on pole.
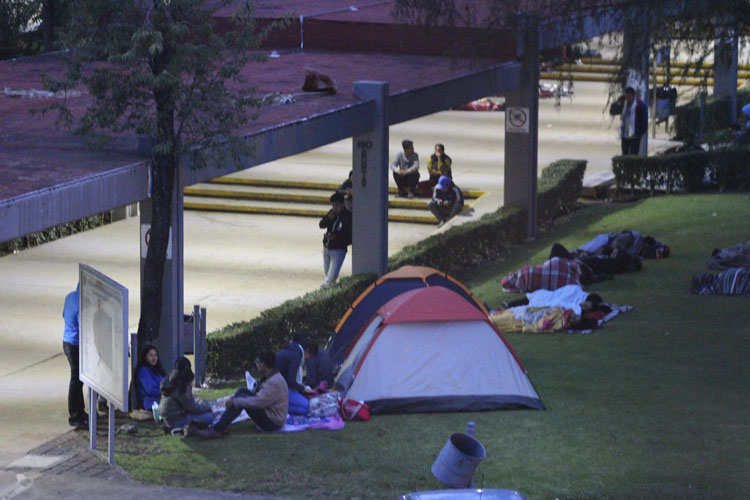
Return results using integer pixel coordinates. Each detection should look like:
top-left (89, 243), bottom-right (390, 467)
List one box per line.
top-left (79, 264), bottom-right (129, 412)
top-left (505, 107), bottom-right (530, 134)
top-left (140, 224), bottom-right (172, 259)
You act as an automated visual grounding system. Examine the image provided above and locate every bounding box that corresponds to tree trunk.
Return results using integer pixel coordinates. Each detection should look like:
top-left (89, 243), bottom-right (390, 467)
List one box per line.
top-left (42, 0), bottom-right (54, 52)
top-left (136, 79), bottom-right (177, 346)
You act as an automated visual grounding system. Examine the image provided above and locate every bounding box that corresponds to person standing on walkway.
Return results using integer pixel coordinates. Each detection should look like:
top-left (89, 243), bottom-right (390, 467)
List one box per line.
top-left (618, 86), bottom-right (648, 155)
top-left (319, 191), bottom-right (352, 289)
top-left (390, 139), bottom-right (420, 198)
top-left (63, 283), bottom-right (87, 429)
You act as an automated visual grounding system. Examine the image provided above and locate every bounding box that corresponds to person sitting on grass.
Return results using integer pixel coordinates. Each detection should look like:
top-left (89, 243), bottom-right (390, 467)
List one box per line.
top-left (134, 343), bottom-right (166, 411)
top-left (428, 175), bottom-right (464, 228)
top-left (276, 335), bottom-right (313, 415)
top-left (303, 339), bottom-right (334, 392)
top-left (196, 350), bottom-right (288, 438)
top-left (160, 357), bottom-right (215, 434)
top-left (390, 139), bottom-right (420, 198)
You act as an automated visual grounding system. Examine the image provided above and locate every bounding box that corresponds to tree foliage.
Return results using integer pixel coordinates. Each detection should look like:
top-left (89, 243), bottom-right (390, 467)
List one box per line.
top-left (393, 0), bottom-right (750, 83)
top-left (44, 0), bottom-right (280, 344)
top-left (0, 0), bottom-right (42, 58)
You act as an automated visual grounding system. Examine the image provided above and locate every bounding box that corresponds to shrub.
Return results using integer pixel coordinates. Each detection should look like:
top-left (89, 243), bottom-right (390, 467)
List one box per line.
top-left (206, 159), bottom-right (587, 377)
top-left (612, 146), bottom-right (750, 196)
top-left (673, 88), bottom-right (750, 142)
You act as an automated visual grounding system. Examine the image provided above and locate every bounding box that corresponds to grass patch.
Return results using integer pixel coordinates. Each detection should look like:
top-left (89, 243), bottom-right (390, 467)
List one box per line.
top-left (116, 194), bottom-right (750, 500)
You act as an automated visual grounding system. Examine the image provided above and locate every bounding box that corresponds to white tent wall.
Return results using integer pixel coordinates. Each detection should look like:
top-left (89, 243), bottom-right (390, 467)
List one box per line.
top-left (343, 320), bottom-right (544, 413)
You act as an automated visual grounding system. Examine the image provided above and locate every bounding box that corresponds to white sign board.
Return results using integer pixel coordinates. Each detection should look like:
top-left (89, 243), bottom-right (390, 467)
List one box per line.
top-left (140, 224), bottom-right (172, 259)
top-left (79, 264), bottom-right (129, 412)
top-left (505, 107), bottom-right (530, 133)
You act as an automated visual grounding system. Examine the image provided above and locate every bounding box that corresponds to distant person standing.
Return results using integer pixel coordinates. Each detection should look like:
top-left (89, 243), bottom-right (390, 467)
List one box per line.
top-left (426, 143), bottom-right (452, 187)
top-left (391, 139), bottom-right (420, 198)
top-left (63, 283), bottom-right (87, 429)
top-left (617, 86), bottom-right (648, 155)
top-left (319, 192), bottom-right (352, 289)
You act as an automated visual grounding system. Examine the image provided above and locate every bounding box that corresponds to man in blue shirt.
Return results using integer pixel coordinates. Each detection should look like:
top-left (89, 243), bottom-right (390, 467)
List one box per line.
top-left (63, 284), bottom-right (87, 429)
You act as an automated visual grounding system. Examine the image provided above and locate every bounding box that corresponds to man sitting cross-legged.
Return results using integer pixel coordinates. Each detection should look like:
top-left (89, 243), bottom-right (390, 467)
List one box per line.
top-left (196, 350), bottom-right (288, 438)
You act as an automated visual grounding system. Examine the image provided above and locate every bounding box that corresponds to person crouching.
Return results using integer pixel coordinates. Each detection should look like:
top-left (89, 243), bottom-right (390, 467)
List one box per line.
top-left (428, 175), bottom-right (464, 228)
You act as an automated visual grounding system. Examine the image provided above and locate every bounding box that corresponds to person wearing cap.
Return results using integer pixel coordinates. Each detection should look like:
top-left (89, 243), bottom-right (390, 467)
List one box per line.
top-left (428, 175), bottom-right (464, 228)
top-left (390, 139), bottom-right (420, 198)
top-left (319, 191), bottom-right (352, 288)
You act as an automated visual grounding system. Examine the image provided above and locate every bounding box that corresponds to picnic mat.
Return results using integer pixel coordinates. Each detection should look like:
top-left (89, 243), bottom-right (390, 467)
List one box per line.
top-left (209, 395), bottom-right (345, 432)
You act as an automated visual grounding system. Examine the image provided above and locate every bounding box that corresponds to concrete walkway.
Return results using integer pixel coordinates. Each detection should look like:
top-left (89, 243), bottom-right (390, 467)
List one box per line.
top-left (0, 81), bottom-right (681, 498)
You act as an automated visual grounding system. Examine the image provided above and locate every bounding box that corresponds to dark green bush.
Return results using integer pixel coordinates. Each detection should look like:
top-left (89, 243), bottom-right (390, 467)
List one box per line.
top-left (206, 159), bottom-right (587, 378)
top-left (673, 88), bottom-right (750, 142)
top-left (612, 147), bottom-right (750, 196)
top-left (537, 159), bottom-right (587, 224)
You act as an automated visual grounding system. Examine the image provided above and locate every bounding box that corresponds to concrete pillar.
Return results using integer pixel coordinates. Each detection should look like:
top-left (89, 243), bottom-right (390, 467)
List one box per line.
top-left (622, 21), bottom-right (650, 155)
top-left (714, 21), bottom-right (738, 123)
top-left (351, 81), bottom-right (389, 276)
top-left (139, 167), bottom-right (184, 370)
top-left (504, 16), bottom-right (539, 240)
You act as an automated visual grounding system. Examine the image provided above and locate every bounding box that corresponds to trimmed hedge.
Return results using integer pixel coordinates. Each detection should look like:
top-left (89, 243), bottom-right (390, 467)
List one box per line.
top-left (206, 159), bottom-right (587, 378)
top-left (612, 147), bottom-right (750, 196)
top-left (673, 88), bottom-right (750, 142)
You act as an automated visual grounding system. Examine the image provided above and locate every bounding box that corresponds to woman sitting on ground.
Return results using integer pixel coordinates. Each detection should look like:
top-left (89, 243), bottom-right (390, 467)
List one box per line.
top-left (426, 143), bottom-right (452, 187)
top-left (159, 357), bottom-right (214, 432)
top-left (134, 343), bottom-right (166, 410)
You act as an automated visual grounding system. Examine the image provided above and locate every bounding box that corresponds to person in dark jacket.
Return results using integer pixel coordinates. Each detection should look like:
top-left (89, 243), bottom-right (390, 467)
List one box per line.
top-left (618, 86), bottom-right (648, 155)
top-left (337, 170), bottom-right (353, 211)
top-left (275, 335), bottom-right (311, 415)
top-left (428, 175), bottom-right (464, 228)
top-left (303, 339), bottom-right (334, 391)
top-left (133, 343), bottom-right (166, 410)
top-left (159, 357), bottom-right (214, 431)
top-left (319, 191), bottom-right (352, 289)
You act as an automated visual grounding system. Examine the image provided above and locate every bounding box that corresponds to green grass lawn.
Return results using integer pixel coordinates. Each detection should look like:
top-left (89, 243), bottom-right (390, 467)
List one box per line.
top-left (115, 194), bottom-right (750, 500)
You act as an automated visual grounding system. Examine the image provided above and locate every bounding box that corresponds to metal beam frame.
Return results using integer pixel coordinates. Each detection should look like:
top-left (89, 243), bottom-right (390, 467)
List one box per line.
top-left (1, 62), bottom-right (521, 244)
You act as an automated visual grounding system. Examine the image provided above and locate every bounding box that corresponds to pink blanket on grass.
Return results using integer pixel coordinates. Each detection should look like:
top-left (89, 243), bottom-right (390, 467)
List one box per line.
top-left (279, 412), bottom-right (345, 432)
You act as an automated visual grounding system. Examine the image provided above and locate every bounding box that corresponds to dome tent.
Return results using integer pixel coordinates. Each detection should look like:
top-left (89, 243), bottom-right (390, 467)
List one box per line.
top-left (335, 286), bottom-right (544, 414)
top-left (327, 265), bottom-right (488, 368)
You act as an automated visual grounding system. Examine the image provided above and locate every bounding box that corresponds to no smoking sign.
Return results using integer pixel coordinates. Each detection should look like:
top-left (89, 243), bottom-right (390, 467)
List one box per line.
top-left (505, 107), bottom-right (529, 133)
